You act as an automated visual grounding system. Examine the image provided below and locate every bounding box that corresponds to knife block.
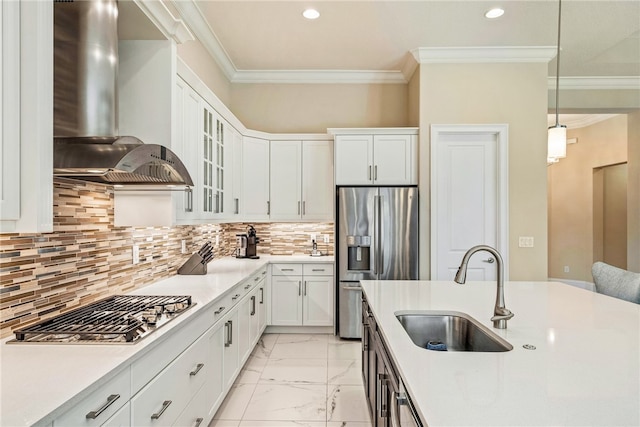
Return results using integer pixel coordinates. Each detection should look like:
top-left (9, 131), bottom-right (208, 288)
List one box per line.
top-left (177, 253), bottom-right (207, 275)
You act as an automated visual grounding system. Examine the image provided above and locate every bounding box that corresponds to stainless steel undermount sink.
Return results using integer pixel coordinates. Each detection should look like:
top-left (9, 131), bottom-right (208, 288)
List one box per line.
top-left (395, 311), bottom-right (513, 352)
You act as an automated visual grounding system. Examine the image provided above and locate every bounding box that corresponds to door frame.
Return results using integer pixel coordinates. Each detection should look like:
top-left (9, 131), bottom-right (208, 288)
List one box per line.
top-left (430, 124), bottom-right (510, 280)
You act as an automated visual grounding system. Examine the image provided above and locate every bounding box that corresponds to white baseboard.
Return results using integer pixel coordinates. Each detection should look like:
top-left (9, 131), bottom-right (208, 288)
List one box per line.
top-left (548, 278), bottom-right (595, 292)
top-left (265, 326), bottom-right (334, 335)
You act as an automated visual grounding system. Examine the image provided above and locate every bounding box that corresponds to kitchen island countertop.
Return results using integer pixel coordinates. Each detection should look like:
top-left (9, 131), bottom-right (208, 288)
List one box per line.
top-left (361, 279), bottom-right (640, 427)
top-left (0, 255), bottom-right (334, 426)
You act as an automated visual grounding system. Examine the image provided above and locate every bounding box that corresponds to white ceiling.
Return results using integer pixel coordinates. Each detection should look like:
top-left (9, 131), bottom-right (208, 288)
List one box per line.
top-left (184, 0), bottom-right (640, 83)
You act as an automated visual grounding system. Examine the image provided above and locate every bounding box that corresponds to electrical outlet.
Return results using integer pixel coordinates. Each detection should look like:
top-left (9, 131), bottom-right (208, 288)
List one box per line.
top-left (215, 234), bottom-right (220, 246)
top-left (310, 233), bottom-right (316, 242)
top-left (518, 236), bottom-right (534, 248)
top-left (323, 235), bottom-right (330, 243)
top-left (181, 240), bottom-right (187, 254)
top-left (132, 245), bottom-right (140, 265)
top-left (564, 266), bottom-right (570, 273)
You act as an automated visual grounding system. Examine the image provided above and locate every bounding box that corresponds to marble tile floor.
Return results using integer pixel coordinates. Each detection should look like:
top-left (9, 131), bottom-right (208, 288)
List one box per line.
top-left (210, 333), bottom-right (372, 427)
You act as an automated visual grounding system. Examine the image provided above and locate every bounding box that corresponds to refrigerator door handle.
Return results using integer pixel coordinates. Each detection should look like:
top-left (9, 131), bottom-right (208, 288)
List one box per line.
top-left (376, 194), bottom-right (383, 276)
top-left (373, 195), bottom-right (379, 275)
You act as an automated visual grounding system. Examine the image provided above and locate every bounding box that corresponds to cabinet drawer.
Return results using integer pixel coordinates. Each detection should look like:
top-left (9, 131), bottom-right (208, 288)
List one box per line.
top-left (54, 367), bottom-right (131, 427)
top-left (303, 263), bottom-right (334, 276)
top-left (131, 307), bottom-right (212, 393)
top-left (131, 331), bottom-right (209, 427)
top-left (271, 263), bottom-right (303, 276)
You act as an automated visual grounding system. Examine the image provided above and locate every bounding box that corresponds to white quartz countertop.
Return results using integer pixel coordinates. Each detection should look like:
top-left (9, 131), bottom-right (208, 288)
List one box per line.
top-left (0, 255), bottom-right (334, 426)
top-left (361, 280), bottom-right (640, 427)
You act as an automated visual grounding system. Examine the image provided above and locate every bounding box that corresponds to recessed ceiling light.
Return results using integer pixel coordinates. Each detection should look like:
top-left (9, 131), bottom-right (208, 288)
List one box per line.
top-left (302, 8), bottom-right (320, 20)
top-left (485, 8), bottom-right (505, 19)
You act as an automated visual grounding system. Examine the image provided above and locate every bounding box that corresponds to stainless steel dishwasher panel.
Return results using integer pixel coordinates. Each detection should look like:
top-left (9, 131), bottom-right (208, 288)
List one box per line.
top-left (339, 281), bottom-right (362, 339)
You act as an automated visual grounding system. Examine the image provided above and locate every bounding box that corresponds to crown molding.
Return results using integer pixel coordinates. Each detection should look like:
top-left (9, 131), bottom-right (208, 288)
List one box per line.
top-left (231, 69), bottom-right (407, 84)
top-left (411, 46), bottom-right (557, 63)
top-left (169, 7), bottom-right (637, 87)
top-left (548, 76), bottom-right (640, 90)
top-left (134, 0), bottom-right (194, 44)
top-left (549, 114), bottom-right (619, 129)
top-left (171, 0), bottom-right (236, 80)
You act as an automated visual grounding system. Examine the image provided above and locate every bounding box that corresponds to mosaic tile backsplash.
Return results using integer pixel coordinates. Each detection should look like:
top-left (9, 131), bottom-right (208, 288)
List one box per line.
top-left (0, 179), bottom-right (334, 339)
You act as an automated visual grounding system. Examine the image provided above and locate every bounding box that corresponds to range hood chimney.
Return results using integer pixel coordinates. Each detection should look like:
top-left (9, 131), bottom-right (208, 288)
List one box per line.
top-left (53, 0), bottom-right (193, 188)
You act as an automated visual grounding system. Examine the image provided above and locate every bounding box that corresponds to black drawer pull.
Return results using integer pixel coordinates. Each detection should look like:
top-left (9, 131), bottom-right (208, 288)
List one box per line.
top-left (86, 394), bottom-right (120, 419)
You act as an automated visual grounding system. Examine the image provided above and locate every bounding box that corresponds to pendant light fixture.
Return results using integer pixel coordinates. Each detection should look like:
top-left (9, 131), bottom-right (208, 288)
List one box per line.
top-left (548, 0), bottom-right (567, 164)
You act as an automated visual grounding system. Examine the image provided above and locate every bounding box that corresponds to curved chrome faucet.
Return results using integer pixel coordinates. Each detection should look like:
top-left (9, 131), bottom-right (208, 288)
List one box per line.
top-left (454, 245), bottom-right (514, 329)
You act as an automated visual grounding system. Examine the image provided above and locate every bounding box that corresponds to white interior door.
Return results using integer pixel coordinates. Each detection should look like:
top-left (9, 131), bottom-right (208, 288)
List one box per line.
top-left (431, 125), bottom-right (509, 281)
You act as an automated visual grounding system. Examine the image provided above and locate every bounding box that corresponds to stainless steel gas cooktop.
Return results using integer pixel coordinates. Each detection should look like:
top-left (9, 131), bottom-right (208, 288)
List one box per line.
top-left (10, 295), bottom-right (194, 344)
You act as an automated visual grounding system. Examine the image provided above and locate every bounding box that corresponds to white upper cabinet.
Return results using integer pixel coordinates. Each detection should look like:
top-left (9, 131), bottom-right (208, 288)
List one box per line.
top-left (174, 77), bottom-right (200, 222)
top-left (270, 141), bottom-right (303, 220)
top-left (269, 140), bottom-right (334, 221)
top-left (241, 136), bottom-right (270, 219)
top-left (302, 141), bottom-right (334, 220)
top-left (173, 77), bottom-right (234, 223)
top-left (332, 128), bottom-right (418, 186)
top-left (230, 127), bottom-right (243, 217)
top-left (333, 135), bottom-right (374, 186)
top-left (0, 0), bottom-right (53, 233)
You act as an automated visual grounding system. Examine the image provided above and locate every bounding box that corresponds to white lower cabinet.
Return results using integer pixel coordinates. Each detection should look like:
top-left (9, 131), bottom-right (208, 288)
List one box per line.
top-left (222, 308), bottom-right (240, 391)
top-left (270, 263), bottom-right (334, 326)
top-left (51, 266), bottom-right (269, 427)
top-left (131, 327), bottom-right (209, 427)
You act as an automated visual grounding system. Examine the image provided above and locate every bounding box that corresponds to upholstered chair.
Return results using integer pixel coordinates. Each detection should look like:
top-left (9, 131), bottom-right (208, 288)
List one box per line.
top-left (591, 261), bottom-right (640, 304)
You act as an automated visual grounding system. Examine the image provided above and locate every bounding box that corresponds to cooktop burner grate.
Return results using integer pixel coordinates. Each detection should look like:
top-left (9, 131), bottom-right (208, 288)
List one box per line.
top-left (12, 295), bottom-right (193, 344)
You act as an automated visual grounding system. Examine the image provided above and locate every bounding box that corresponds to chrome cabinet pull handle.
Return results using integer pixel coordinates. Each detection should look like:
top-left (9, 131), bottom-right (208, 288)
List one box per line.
top-left (254, 276), bottom-right (260, 282)
top-left (311, 268), bottom-right (324, 272)
top-left (214, 306), bottom-right (226, 315)
top-left (251, 296), bottom-right (256, 315)
top-left (232, 293), bottom-right (240, 300)
top-left (224, 320), bottom-right (231, 347)
top-left (190, 363), bottom-right (204, 376)
top-left (260, 287), bottom-right (264, 304)
top-left (194, 418), bottom-right (204, 427)
top-left (86, 394), bottom-right (120, 419)
top-left (368, 165), bottom-right (372, 180)
top-left (303, 281), bottom-right (307, 296)
top-left (281, 268), bottom-right (294, 271)
top-left (245, 284), bottom-right (251, 289)
top-left (298, 281), bottom-right (301, 296)
top-left (234, 198), bottom-right (239, 214)
top-left (267, 201), bottom-right (270, 215)
top-left (298, 201), bottom-right (301, 215)
top-left (374, 165), bottom-right (378, 181)
top-left (302, 201), bottom-right (306, 215)
top-left (185, 188), bottom-right (193, 212)
top-left (151, 400), bottom-right (172, 419)
top-left (228, 320), bottom-right (233, 345)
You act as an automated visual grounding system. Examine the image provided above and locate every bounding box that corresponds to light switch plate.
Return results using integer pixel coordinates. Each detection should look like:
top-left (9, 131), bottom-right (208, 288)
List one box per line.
top-left (181, 240), bottom-right (187, 254)
top-left (323, 235), bottom-right (330, 243)
top-left (518, 236), bottom-right (534, 248)
top-left (132, 245), bottom-right (140, 264)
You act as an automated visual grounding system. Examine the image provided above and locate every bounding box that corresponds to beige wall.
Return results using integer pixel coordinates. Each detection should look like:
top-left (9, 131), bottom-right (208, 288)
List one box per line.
top-left (548, 115), bottom-right (629, 281)
top-left (550, 89), bottom-right (640, 112)
top-left (230, 83), bottom-right (408, 133)
top-left (627, 110), bottom-right (640, 272)
top-left (418, 63), bottom-right (549, 281)
top-left (177, 39), bottom-right (232, 107)
top-left (407, 71), bottom-right (420, 127)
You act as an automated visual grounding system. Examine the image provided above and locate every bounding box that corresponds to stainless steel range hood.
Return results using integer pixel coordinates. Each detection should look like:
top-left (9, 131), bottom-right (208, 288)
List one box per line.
top-left (53, 0), bottom-right (193, 188)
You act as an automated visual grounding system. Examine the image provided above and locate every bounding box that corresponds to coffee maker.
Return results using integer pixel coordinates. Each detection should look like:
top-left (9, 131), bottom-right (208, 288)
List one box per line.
top-left (236, 225), bottom-right (260, 259)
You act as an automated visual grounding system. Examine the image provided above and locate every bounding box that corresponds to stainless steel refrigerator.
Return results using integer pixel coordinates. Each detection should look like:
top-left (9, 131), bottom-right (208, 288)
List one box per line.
top-left (337, 186), bottom-right (419, 338)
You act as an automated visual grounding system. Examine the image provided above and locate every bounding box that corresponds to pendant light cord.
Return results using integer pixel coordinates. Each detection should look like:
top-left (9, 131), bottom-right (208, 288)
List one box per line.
top-left (554, 0), bottom-right (562, 127)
